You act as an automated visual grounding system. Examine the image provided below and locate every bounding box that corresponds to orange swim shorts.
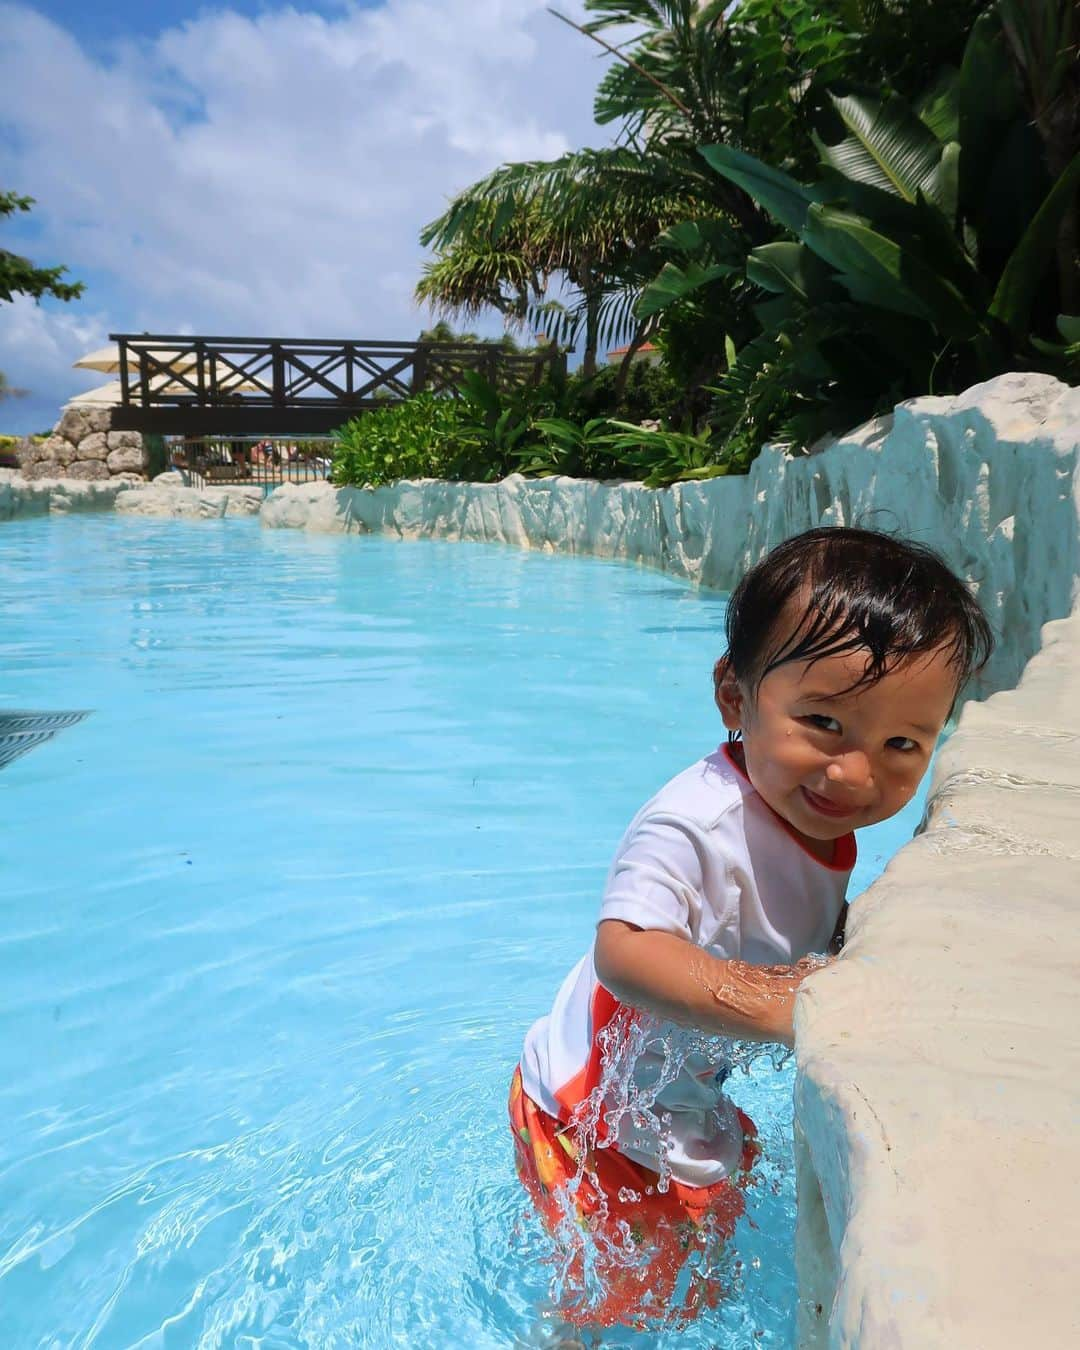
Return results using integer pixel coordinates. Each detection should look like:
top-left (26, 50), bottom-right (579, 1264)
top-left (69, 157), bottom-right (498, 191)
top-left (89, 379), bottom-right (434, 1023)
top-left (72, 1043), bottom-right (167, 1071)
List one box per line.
top-left (508, 1065), bottom-right (758, 1328)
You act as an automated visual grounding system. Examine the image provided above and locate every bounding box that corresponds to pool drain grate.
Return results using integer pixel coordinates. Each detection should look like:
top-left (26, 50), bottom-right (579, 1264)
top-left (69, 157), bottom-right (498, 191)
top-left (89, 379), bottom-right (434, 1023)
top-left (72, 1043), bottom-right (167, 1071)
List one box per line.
top-left (0, 710), bottom-right (90, 771)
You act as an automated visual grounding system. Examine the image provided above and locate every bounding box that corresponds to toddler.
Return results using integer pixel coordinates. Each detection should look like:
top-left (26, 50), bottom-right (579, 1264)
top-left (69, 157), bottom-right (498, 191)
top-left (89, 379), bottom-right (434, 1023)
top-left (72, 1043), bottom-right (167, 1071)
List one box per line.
top-left (510, 526), bottom-right (993, 1327)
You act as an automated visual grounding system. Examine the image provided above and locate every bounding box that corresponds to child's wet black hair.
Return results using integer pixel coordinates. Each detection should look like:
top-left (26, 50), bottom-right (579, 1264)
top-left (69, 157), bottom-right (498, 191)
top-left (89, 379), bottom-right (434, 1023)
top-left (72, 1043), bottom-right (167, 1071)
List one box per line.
top-left (716, 526), bottom-right (994, 717)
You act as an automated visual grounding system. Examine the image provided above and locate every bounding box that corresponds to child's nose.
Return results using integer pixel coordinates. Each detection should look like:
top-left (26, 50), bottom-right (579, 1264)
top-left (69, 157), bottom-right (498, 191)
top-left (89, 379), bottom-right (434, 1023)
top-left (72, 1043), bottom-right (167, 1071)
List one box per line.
top-left (826, 752), bottom-right (874, 790)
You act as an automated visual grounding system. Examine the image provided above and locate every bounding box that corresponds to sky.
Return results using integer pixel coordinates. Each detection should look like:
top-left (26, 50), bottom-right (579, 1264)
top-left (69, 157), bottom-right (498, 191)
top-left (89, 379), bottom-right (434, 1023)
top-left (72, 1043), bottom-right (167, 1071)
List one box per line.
top-left (0, 0), bottom-right (607, 433)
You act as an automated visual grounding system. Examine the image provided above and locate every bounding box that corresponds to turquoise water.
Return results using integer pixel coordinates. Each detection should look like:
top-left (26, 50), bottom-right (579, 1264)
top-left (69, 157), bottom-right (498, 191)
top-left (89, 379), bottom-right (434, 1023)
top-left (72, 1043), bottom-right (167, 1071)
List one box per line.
top-left (0, 517), bottom-right (927, 1348)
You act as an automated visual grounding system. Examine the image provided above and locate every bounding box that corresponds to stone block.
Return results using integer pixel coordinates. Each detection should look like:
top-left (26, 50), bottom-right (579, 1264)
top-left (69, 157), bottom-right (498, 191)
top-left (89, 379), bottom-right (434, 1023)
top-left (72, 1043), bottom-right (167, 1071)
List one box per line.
top-left (66, 460), bottom-right (110, 480)
top-left (30, 435), bottom-right (68, 464)
top-left (56, 405), bottom-right (111, 443)
top-left (106, 444), bottom-right (146, 474)
top-left (13, 437), bottom-right (37, 468)
top-left (20, 461), bottom-right (58, 481)
top-left (106, 430), bottom-right (143, 451)
top-left (77, 432), bottom-right (109, 461)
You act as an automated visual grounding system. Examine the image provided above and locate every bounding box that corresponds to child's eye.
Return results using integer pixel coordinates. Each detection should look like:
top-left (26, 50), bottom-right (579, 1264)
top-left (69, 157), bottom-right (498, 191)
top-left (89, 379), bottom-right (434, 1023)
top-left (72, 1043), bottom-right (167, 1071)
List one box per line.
top-left (805, 714), bottom-right (841, 733)
top-left (887, 736), bottom-right (919, 752)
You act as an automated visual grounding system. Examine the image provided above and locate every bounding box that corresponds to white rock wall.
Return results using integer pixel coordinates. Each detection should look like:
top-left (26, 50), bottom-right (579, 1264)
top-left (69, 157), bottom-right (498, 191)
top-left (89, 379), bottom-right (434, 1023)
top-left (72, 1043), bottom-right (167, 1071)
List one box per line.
top-left (0, 474), bottom-right (263, 521)
top-left (793, 608), bottom-right (1080, 1349)
top-left (114, 484), bottom-right (264, 518)
top-left (0, 472), bottom-right (141, 519)
top-left (261, 372), bottom-right (1080, 698)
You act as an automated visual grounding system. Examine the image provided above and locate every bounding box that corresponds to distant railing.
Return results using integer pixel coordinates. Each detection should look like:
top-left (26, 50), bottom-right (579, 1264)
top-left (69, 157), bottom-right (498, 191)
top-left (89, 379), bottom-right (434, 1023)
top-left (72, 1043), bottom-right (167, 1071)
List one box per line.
top-left (110, 334), bottom-right (565, 436)
top-left (169, 436), bottom-right (332, 488)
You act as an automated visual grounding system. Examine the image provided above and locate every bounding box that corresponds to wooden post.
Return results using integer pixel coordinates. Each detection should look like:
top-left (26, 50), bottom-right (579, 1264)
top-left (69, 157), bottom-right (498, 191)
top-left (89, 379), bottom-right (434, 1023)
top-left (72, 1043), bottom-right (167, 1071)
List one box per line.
top-left (118, 339), bottom-right (130, 407)
top-left (412, 343), bottom-right (428, 394)
top-left (272, 341), bottom-right (285, 408)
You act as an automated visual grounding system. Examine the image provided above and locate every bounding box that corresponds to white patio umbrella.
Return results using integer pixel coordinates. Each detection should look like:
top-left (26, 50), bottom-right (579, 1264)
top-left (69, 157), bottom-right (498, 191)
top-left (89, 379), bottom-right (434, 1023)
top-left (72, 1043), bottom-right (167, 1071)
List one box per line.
top-left (64, 380), bottom-right (126, 407)
top-left (72, 344), bottom-right (199, 375)
top-left (65, 373), bottom-right (263, 408)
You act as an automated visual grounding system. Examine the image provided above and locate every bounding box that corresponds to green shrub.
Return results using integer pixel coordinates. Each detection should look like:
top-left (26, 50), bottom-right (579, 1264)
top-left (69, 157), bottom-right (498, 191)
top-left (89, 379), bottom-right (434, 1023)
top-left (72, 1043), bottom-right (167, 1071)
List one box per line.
top-left (331, 395), bottom-right (471, 487)
top-left (566, 362), bottom-right (683, 426)
top-left (514, 416), bottom-right (626, 479)
top-left (601, 421), bottom-right (752, 489)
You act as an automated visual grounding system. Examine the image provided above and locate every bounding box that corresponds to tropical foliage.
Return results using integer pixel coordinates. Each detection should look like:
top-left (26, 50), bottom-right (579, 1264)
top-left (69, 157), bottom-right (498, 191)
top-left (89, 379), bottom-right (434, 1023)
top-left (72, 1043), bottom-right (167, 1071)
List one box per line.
top-left (696, 0), bottom-right (1080, 445)
top-left (331, 371), bottom-right (743, 490)
top-left (403, 0), bottom-right (1077, 484)
top-left (332, 394), bottom-right (473, 487)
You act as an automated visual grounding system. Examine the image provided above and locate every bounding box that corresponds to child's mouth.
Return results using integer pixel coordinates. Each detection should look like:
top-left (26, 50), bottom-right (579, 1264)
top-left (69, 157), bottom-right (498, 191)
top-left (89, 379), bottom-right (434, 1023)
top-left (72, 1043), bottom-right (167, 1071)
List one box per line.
top-left (800, 786), bottom-right (857, 820)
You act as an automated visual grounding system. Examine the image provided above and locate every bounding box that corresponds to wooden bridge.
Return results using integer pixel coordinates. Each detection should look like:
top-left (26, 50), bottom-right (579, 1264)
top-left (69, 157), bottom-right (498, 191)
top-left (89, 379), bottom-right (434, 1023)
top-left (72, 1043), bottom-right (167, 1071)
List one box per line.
top-left (108, 334), bottom-right (565, 436)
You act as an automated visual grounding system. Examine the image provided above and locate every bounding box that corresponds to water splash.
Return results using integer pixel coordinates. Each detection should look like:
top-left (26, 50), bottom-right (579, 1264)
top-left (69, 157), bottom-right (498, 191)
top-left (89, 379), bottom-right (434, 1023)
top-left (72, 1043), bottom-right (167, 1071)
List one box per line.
top-left (529, 1007), bottom-right (800, 1333)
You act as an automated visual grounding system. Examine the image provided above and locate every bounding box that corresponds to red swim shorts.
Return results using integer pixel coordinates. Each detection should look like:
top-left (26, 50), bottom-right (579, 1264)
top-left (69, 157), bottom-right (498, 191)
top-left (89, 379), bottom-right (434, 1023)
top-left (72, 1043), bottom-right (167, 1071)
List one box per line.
top-left (508, 1065), bottom-right (758, 1328)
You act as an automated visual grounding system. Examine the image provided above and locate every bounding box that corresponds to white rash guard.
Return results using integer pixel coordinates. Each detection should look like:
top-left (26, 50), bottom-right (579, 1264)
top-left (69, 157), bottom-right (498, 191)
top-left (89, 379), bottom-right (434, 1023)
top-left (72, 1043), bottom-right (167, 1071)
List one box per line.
top-left (520, 744), bottom-right (854, 1188)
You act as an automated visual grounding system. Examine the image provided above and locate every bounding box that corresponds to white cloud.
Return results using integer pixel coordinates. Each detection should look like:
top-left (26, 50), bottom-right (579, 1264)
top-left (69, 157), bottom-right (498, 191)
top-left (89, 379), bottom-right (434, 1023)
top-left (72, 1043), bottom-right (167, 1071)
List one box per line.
top-left (0, 0), bottom-right (604, 431)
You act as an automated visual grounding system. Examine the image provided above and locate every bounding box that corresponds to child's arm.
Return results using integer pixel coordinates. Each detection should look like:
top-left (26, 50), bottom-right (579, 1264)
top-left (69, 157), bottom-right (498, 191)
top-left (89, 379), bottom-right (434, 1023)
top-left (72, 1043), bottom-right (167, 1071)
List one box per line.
top-left (594, 919), bottom-right (827, 1048)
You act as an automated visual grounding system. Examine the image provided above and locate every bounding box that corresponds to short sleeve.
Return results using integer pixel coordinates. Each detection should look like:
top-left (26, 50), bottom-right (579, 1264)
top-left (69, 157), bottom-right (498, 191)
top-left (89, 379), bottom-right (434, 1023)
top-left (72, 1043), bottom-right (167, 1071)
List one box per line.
top-left (598, 814), bottom-right (711, 941)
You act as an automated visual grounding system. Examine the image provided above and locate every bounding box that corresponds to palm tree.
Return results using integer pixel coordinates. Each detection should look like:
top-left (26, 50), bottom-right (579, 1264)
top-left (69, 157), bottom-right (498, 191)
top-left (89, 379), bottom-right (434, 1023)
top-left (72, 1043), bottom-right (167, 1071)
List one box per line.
top-left (415, 2), bottom-right (775, 380)
top-left (416, 1), bottom-right (995, 393)
top-left (418, 150), bottom-right (696, 376)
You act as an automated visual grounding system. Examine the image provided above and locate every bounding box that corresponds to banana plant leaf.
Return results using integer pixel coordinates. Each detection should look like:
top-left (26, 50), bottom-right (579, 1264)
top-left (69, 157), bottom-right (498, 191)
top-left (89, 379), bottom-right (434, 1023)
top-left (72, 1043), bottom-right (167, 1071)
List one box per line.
top-left (914, 68), bottom-right (961, 144)
top-left (746, 241), bottom-right (834, 305)
top-left (698, 144), bottom-right (819, 234)
top-left (958, 7), bottom-right (1024, 219)
top-left (818, 93), bottom-right (952, 208)
top-left (637, 259), bottom-right (736, 318)
top-left (658, 218), bottom-right (742, 258)
top-left (1058, 315), bottom-right (1080, 344)
top-left (803, 205), bottom-right (981, 338)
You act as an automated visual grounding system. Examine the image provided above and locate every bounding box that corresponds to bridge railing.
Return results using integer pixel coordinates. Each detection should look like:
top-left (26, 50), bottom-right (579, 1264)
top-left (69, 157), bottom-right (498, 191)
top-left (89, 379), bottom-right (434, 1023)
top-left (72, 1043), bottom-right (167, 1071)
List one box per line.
top-left (111, 335), bottom-right (565, 436)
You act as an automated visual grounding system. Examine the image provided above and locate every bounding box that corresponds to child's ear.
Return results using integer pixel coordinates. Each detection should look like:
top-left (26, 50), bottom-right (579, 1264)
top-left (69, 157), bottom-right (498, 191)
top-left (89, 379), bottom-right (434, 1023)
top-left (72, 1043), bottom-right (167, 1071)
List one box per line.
top-left (713, 657), bottom-right (745, 731)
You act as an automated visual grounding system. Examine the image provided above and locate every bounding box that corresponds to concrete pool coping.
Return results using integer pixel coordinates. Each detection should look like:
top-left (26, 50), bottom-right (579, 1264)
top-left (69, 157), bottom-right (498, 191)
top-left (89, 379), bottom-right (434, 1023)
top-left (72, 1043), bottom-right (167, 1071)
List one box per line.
top-left (3, 370), bottom-right (1078, 1347)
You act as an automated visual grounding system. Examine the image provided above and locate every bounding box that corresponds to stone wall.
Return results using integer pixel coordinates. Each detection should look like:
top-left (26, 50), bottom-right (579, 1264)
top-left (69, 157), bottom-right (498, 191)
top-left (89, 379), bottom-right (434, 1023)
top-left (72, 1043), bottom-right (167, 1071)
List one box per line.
top-left (17, 404), bottom-right (148, 481)
top-left (260, 372), bottom-right (1079, 702)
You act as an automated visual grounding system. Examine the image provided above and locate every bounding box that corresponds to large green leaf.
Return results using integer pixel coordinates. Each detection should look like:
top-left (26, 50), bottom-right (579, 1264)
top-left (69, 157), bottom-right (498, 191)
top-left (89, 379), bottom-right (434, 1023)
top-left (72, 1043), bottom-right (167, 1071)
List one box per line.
top-left (637, 259), bottom-right (736, 318)
top-left (698, 144), bottom-right (817, 234)
top-left (915, 67), bottom-right (960, 143)
top-left (803, 205), bottom-right (980, 337)
top-left (746, 242), bottom-right (833, 305)
top-left (958, 7), bottom-right (1023, 220)
top-left (990, 149), bottom-right (1080, 336)
top-left (906, 191), bottom-right (987, 308)
top-left (936, 141), bottom-right (961, 225)
top-left (818, 93), bottom-right (950, 207)
top-left (1058, 315), bottom-right (1080, 344)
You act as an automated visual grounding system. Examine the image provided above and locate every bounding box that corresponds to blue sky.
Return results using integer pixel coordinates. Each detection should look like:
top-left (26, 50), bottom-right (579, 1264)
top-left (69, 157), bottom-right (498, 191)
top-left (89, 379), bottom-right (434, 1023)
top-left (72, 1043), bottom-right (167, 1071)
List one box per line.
top-left (0, 1), bottom-right (602, 433)
top-left (25, 2), bottom-right (361, 47)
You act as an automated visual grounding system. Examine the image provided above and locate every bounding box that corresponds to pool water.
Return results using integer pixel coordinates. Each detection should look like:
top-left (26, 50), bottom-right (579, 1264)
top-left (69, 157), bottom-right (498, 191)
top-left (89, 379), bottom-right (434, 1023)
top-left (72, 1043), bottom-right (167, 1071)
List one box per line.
top-left (0, 517), bottom-right (928, 1348)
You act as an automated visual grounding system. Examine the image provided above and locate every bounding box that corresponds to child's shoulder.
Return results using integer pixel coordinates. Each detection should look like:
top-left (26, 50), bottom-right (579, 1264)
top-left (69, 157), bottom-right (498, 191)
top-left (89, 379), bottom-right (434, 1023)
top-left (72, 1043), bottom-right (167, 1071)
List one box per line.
top-left (637, 745), bottom-right (748, 831)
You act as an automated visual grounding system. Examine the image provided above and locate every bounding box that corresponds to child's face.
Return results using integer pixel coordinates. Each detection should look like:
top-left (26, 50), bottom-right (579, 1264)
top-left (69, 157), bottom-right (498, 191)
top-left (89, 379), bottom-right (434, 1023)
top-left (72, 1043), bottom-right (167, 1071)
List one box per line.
top-left (717, 642), bottom-right (958, 853)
